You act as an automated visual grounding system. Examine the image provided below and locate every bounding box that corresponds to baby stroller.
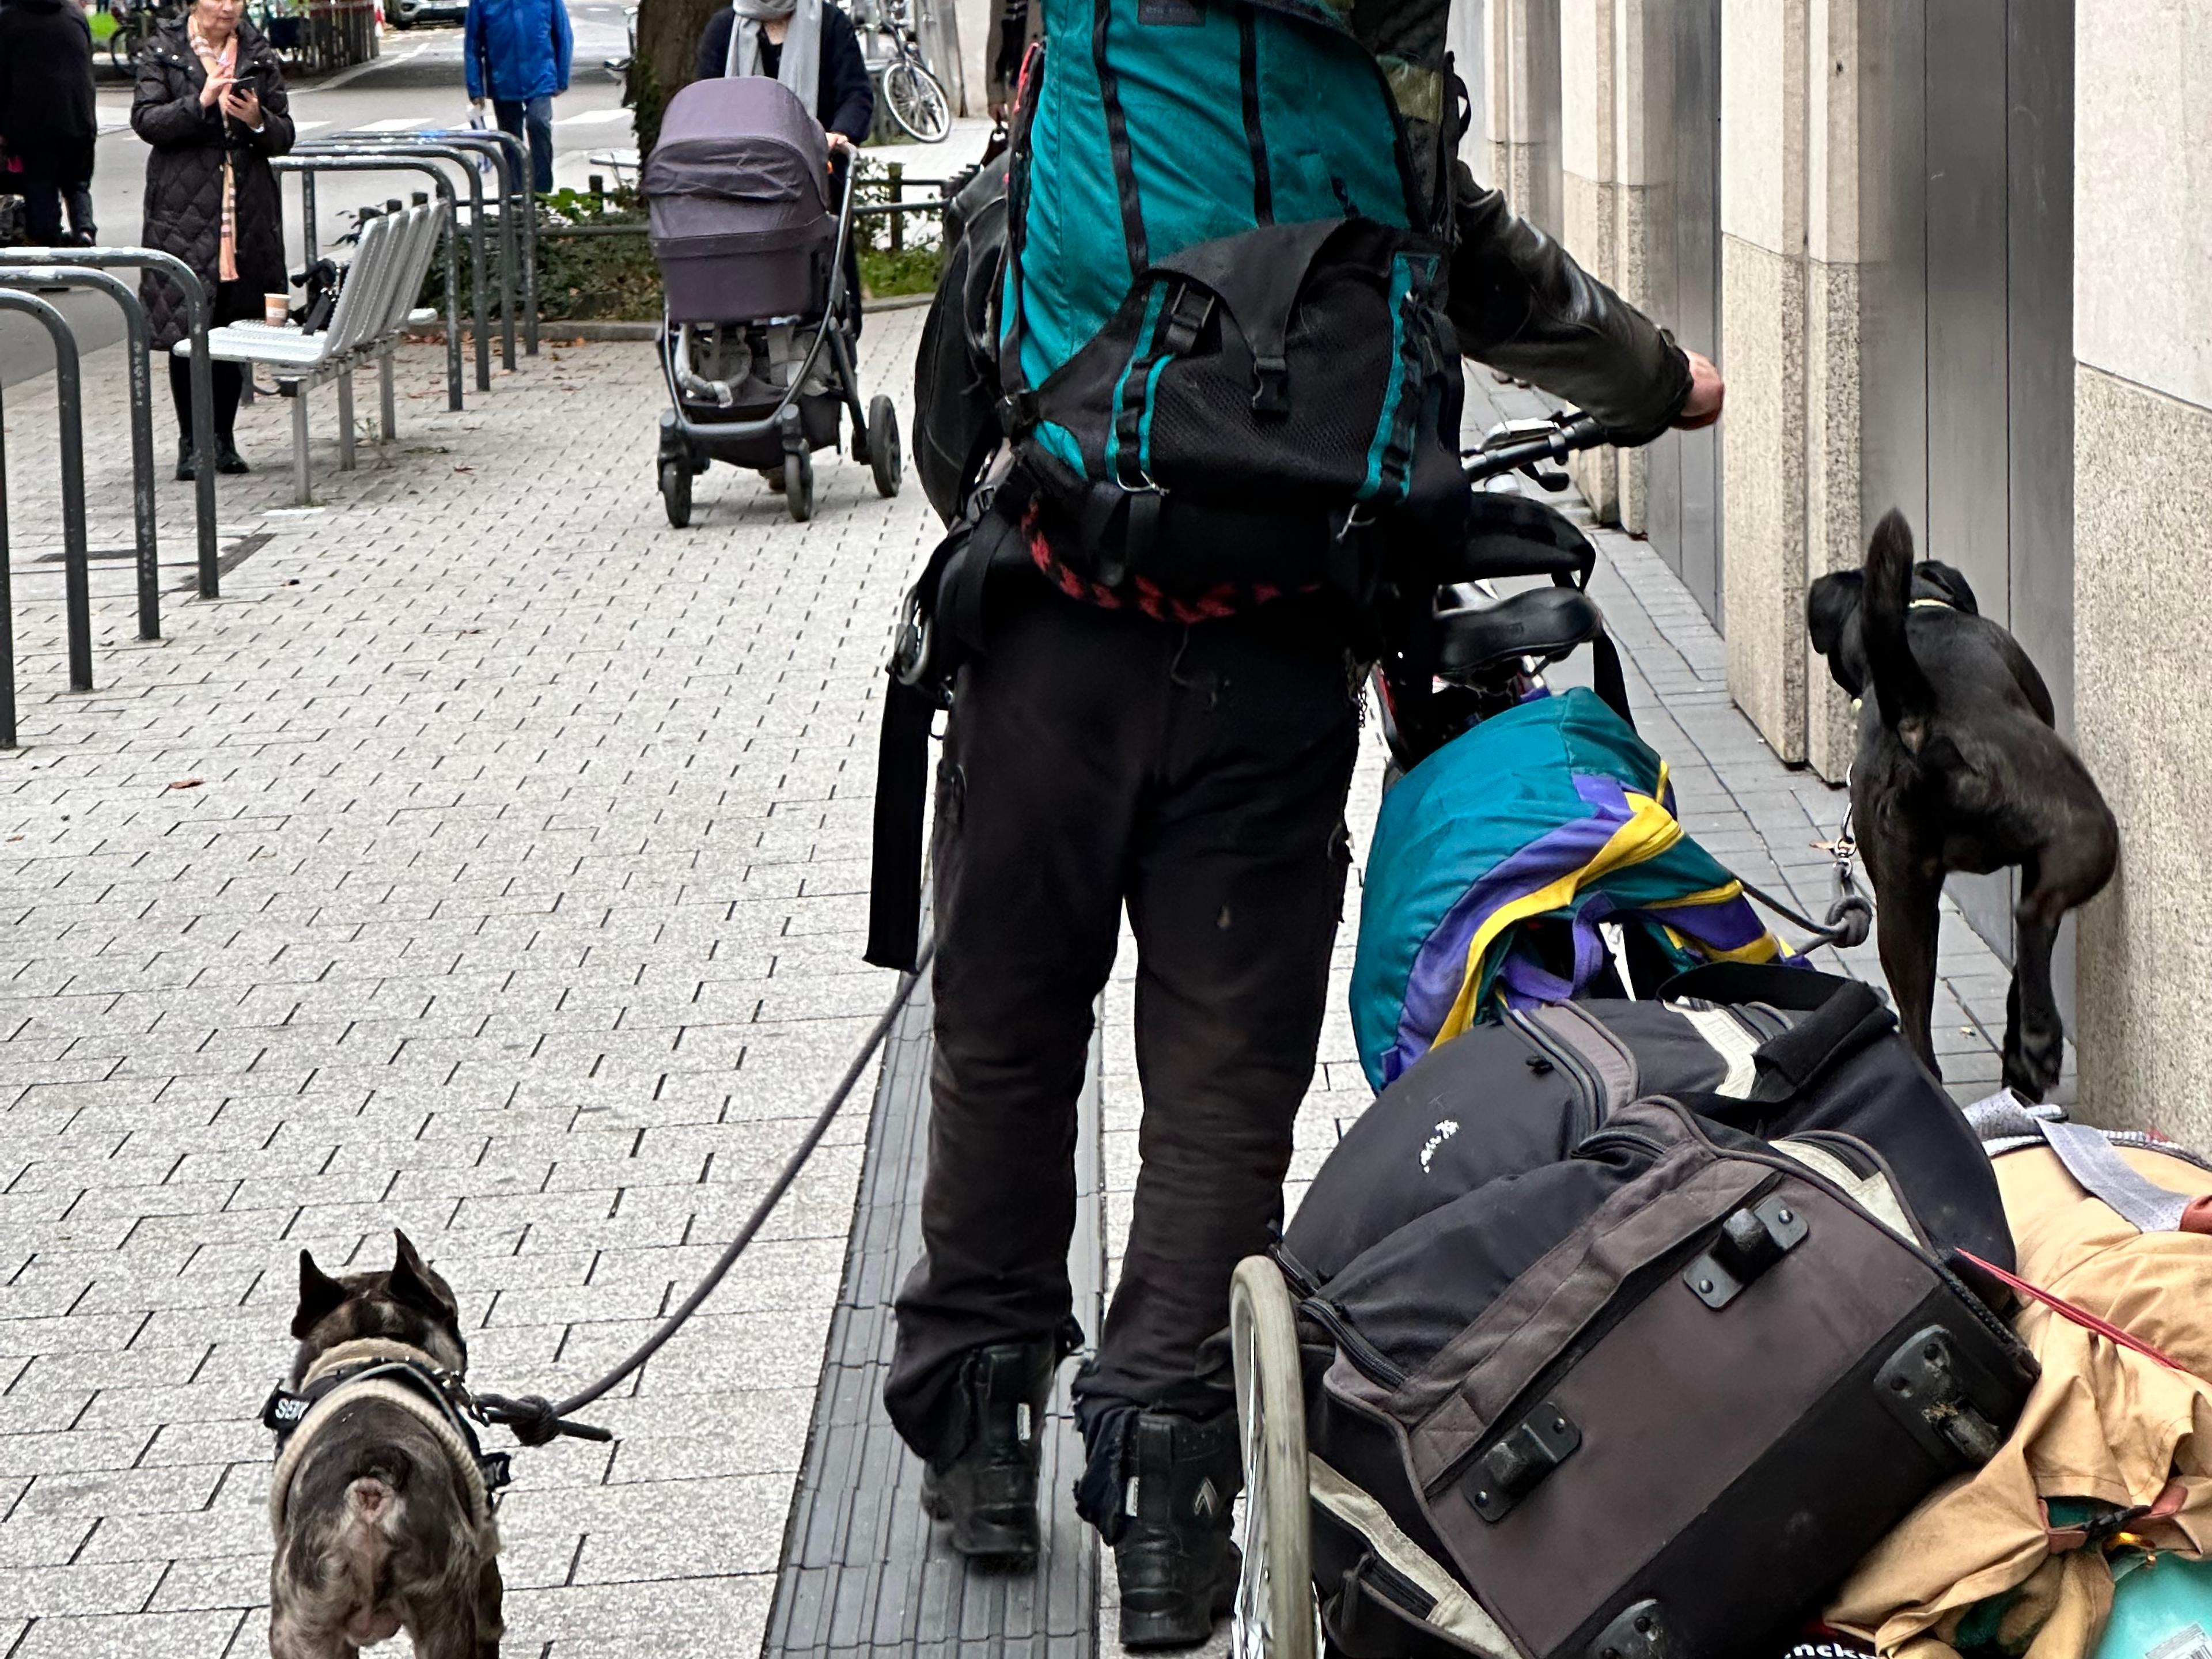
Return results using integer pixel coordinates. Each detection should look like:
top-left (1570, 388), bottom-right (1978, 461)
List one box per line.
top-left (644, 76), bottom-right (903, 526)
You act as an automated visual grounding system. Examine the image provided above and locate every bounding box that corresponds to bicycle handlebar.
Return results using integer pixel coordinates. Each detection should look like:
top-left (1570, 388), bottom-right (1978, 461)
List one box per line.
top-left (1462, 411), bottom-right (1609, 487)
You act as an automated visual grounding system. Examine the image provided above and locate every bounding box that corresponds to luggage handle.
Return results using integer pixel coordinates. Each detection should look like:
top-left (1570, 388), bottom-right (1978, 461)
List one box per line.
top-left (1462, 1399), bottom-right (1578, 1523)
top-left (1682, 1195), bottom-right (1808, 1310)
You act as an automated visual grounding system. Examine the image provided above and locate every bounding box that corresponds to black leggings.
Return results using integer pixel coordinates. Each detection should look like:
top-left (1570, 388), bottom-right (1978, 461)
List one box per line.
top-left (166, 279), bottom-right (258, 447)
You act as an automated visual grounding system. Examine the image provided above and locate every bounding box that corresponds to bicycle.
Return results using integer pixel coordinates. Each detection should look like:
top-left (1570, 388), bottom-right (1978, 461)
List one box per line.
top-left (102, 0), bottom-right (178, 77)
top-left (862, 0), bottom-right (951, 143)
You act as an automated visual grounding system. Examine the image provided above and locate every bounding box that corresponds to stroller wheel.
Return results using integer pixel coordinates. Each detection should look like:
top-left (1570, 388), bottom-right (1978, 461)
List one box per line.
top-left (785, 450), bottom-right (815, 522)
top-left (1229, 1256), bottom-right (1316, 1659)
top-left (868, 396), bottom-right (903, 499)
top-left (659, 458), bottom-right (692, 528)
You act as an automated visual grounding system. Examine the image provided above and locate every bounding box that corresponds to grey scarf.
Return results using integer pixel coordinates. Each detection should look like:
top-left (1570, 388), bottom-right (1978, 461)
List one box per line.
top-left (725, 0), bottom-right (823, 112)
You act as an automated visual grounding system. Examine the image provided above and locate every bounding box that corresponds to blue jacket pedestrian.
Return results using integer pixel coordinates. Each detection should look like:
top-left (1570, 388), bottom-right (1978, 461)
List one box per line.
top-left (465, 0), bottom-right (572, 192)
top-left (463, 0), bottom-right (571, 101)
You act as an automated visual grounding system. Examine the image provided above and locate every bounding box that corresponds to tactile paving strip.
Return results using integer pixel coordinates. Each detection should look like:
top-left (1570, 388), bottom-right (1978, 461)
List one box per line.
top-left (761, 973), bottom-right (1103, 1659)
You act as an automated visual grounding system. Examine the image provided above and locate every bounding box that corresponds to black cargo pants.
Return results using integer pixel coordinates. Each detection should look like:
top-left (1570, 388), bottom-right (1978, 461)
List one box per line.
top-left (884, 577), bottom-right (1359, 1467)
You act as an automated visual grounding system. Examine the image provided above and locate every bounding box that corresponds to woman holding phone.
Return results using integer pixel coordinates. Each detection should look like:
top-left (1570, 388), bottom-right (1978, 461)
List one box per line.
top-left (132, 0), bottom-right (294, 478)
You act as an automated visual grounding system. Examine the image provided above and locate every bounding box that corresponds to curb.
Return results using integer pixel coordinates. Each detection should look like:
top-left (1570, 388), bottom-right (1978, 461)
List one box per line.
top-left (408, 293), bottom-right (936, 346)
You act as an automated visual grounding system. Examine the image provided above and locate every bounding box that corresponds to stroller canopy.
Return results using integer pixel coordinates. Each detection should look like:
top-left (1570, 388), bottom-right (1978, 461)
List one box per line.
top-left (645, 77), bottom-right (833, 256)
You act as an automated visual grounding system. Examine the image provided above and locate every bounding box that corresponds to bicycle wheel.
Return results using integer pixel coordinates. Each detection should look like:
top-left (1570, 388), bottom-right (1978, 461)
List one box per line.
top-left (883, 57), bottom-right (951, 143)
top-left (1229, 1256), bottom-right (1316, 1659)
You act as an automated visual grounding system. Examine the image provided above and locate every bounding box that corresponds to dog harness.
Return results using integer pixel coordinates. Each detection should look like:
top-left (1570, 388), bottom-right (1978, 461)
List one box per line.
top-left (263, 1338), bottom-right (512, 1537)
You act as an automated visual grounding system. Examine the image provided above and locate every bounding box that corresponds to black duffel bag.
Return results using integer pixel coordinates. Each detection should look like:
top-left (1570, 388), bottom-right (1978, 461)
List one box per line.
top-left (1279, 967), bottom-right (2035, 1659)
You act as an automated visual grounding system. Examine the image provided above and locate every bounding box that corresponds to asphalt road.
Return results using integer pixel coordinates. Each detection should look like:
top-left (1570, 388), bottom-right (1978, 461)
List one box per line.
top-left (2, 5), bottom-right (631, 389)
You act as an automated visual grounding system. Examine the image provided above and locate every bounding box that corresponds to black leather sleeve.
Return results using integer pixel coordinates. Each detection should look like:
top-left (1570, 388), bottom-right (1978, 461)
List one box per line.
top-left (1447, 162), bottom-right (1693, 447)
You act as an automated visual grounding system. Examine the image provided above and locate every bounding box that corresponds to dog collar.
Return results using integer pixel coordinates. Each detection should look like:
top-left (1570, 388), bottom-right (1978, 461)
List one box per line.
top-left (264, 1339), bottom-right (512, 1535)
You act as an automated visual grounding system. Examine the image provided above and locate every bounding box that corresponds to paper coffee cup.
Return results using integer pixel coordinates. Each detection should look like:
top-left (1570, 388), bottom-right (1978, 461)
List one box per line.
top-left (264, 293), bottom-right (289, 327)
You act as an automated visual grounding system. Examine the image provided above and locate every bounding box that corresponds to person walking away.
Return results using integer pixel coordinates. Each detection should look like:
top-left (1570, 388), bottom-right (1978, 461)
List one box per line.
top-left (464, 0), bottom-right (571, 195)
top-left (131, 0), bottom-right (293, 478)
top-left (0, 0), bottom-right (100, 247)
top-left (878, 0), bottom-right (1726, 1646)
top-left (695, 0), bottom-right (870, 336)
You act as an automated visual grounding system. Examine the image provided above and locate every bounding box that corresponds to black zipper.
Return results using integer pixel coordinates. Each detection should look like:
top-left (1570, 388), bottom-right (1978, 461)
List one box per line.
top-left (1300, 1294), bottom-right (1409, 1391)
top-left (1090, 0), bottom-right (1149, 272)
top-left (1235, 6), bottom-right (1274, 226)
top-left (1507, 1007), bottom-right (1604, 1140)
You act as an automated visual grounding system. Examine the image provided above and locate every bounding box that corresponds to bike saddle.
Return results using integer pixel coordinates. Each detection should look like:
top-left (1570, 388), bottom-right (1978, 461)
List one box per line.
top-left (1434, 585), bottom-right (1605, 677)
top-left (1438, 490), bottom-right (1600, 586)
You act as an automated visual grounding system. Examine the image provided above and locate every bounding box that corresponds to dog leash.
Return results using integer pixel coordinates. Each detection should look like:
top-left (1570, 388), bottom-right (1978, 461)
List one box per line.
top-left (1737, 800), bottom-right (1874, 954)
top-left (473, 941), bottom-right (937, 1447)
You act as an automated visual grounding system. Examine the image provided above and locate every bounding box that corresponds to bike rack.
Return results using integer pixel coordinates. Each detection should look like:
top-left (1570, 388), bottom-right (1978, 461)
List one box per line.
top-left (0, 290), bottom-right (94, 732)
top-left (0, 268), bottom-right (160, 642)
top-left (313, 129), bottom-right (537, 366)
top-left (275, 155), bottom-right (465, 412)
top-left (423, 127), bottom-right (538, 358)
top-left (297, 141), bottom-right (499, 391)
top-left (0, 246), bottom-right (221, 600)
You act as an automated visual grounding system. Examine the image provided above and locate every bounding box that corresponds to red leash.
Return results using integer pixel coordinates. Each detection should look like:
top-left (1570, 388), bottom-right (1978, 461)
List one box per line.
top-left (1961, 1250), bottom-right (2184, 1373)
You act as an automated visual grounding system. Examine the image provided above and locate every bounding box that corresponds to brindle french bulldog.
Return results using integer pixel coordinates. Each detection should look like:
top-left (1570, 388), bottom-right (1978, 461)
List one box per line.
top-left (270, 1232), bottom-right (503, 1659)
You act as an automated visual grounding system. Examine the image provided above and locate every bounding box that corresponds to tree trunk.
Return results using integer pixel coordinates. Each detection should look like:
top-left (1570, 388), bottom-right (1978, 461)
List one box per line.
top-left (628, 0), bottom-right (726, 156)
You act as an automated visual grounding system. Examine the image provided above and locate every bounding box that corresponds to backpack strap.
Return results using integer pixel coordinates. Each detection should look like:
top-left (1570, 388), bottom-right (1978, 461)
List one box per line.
top-left (1965, 1091), bottom-right (2212, 1235)
top-left (996, 39), bottom-right (1046, 433)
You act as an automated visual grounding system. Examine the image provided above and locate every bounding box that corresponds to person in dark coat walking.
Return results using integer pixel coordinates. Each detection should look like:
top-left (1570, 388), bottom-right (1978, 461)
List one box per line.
top-left (0, 0), bottom-right (100, 246)
top-left (131, 0), bottom-right (293, 478)
top-left (696, 0), bottom-right (871, 336)
top-left (463, 0), bottom-right (572, 194)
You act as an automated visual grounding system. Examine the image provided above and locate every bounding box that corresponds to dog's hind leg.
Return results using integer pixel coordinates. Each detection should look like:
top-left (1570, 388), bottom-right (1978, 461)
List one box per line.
top-left (2002, 914), bottom-right (2065, 1101)
top-left (1872, 849), bottom-right (1945, 1081)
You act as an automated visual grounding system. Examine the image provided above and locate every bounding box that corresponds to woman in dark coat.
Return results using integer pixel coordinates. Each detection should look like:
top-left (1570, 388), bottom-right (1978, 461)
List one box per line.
top-left (132, 0), bottom-right (295, 477)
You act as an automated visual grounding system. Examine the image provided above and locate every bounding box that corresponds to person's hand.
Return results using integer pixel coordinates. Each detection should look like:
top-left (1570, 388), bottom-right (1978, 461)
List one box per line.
top-left (471, 97), bottom-right (486, 112)
top-left (825, 131), bottom-right (854, 156)
top-left (221, 84), bottom-right (261, 127)
top-left (199, 66), bottom-right (233, 109)
top-left (1675, 349), bottom-right (1723, 430)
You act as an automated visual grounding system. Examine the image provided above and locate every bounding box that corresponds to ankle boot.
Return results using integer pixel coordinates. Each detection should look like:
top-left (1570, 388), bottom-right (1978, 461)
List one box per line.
top-left (1111, 1411), bottom-right (1242, 1650)
top-left (174, 441), bottom-right (196, 482)
top-left (918, 1340), bottom-right (1056, 1562)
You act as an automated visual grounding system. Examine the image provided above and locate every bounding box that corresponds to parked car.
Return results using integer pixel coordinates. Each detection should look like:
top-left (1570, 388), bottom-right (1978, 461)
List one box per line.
top-left (389, 0), bottom-right (467, 29)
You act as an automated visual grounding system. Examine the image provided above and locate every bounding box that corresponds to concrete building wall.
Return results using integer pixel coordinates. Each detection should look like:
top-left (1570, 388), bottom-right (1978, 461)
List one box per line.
top-left (2072, 0), bottom-right (2212, 1132)
top-left (1718, 0), bottom-right (1810, 760)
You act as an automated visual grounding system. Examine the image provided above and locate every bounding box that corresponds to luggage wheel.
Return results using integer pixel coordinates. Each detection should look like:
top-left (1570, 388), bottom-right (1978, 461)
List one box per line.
top-left (1230, 1256), bottom-right (1316, 1659)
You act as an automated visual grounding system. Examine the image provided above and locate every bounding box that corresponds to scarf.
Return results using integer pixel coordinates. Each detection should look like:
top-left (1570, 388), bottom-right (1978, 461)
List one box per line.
top-left (725, 0), bottom-right (823, 112)
top-left (188, 20), bottom-right (240, 282)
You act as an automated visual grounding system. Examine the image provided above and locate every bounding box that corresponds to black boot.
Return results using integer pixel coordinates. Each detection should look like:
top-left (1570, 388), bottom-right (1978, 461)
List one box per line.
top-left (215, 440), bottom-right (249, 475)
top-left (918, 1340), bottom-right (1056, 1562)
top-left (1109, 1411), bottom-right (1242, 1650)
top-left (175, 441), bottom-right (196, 482)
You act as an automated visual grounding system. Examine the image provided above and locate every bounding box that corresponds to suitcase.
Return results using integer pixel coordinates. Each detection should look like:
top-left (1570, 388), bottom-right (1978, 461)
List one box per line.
top-left (1285, 969), bottom-right (2037, 1659)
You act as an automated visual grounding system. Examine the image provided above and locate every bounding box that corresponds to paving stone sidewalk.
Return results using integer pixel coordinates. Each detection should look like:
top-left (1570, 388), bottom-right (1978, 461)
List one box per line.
top-left (0, 314), bottom-right (2030, 1659)
top-left (2, 313), bottom-right (934, 1657)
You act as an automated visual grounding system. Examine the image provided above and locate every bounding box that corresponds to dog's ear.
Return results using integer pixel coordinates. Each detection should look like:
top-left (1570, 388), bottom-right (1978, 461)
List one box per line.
top-left (1805, 572), bottom-right (1867, 694)
top-left (1915, 560), bottom-right (1979, 616)
top-left (389, 1230), bottom-right (460, 1325)
top-left (293, 1249), bottom-right (353, 1340)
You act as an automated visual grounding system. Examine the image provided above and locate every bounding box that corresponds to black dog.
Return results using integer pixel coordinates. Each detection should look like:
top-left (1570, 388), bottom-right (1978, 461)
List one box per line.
top-left (270, 1232), bottom-right (503, 1659)
top-left (1806, 510), bottom-right (2116, 1100)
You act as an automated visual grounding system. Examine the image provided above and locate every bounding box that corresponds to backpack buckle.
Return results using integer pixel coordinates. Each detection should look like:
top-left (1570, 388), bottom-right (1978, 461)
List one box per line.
top-left (1251, 353), bottom-right (1290, 418)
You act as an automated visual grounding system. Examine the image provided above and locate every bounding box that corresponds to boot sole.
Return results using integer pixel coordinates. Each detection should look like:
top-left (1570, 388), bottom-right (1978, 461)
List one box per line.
top-left (921, 1484), bottom-right (1040, 1564)
top-left (1116, 1544), bottom-right (1240, 1650)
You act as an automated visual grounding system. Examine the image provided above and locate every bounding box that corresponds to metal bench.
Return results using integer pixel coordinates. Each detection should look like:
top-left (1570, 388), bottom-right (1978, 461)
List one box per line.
top-left (178, 199), bottom-right (447, 503)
